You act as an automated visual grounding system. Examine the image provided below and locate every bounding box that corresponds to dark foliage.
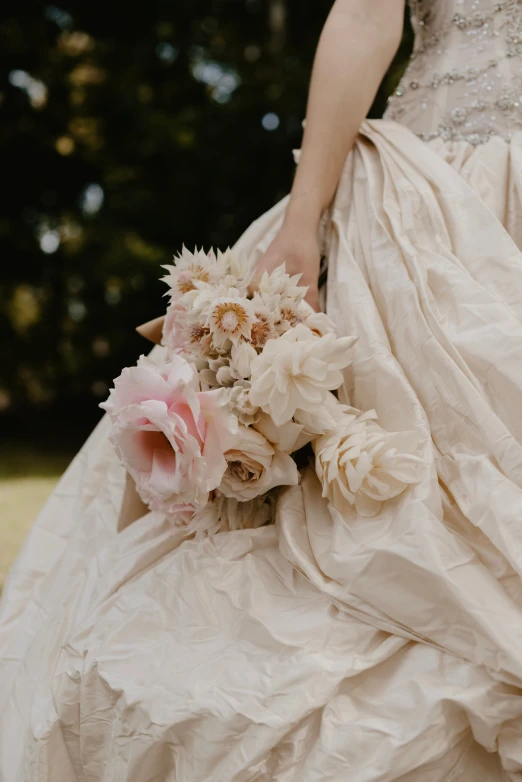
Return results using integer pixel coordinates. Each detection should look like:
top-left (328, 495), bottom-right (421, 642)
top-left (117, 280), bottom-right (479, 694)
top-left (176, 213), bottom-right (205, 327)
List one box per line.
top-left (0, 1), bottom-right (411, 446)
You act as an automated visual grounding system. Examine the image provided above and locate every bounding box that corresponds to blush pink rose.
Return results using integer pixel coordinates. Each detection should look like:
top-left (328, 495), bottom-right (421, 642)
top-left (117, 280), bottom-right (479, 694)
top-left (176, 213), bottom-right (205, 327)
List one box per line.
top-left (162, 301), bottom-right (188, 354)
top-left (101, 354), bottom-right (238, 515)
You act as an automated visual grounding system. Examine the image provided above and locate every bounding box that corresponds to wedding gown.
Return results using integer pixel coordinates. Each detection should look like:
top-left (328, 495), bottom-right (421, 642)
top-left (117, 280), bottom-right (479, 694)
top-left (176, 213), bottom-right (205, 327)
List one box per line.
top-left (3, 1), bottom-right (522, 779)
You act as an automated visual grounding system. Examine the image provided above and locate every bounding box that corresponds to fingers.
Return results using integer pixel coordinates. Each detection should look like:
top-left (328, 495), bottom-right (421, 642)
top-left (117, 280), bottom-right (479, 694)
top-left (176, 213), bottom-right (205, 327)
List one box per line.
top-left (304, 285), bottom-right (320, 312)
top-left (136, 316), bottom-right (165, 345)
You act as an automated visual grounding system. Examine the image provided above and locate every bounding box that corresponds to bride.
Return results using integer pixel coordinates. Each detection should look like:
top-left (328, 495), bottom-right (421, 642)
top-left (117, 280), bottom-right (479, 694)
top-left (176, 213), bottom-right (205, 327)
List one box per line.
top-left (3, 0), bottom-right (522, 778)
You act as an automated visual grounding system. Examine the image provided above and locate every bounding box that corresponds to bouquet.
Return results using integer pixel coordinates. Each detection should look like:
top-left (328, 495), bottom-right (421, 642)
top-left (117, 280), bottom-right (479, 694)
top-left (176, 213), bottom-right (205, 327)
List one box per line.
top-left (101, 248), bottom-right (423, 536)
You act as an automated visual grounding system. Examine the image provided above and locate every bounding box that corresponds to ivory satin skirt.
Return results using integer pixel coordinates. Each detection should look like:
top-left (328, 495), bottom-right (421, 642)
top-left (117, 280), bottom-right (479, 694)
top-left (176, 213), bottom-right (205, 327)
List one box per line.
top-left (2, 120), bottom-right (522, 780)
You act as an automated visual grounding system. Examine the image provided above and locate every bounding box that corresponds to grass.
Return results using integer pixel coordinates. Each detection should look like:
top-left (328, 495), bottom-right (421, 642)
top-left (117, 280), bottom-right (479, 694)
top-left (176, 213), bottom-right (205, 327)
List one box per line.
top-left (0, 444), bottom-right (72, 591)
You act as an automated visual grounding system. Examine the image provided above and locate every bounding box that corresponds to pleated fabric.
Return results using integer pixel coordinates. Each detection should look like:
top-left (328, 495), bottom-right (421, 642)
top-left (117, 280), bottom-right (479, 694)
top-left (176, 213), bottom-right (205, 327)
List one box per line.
top-left (2, 121), bottom-right (522, 780)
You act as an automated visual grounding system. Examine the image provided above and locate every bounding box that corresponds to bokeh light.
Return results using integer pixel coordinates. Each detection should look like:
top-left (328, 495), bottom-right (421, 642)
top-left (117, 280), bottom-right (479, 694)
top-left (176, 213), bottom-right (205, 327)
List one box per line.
top-left (261, 112), bottom-right (280, 131)
top-left (40, 230), bottom-right (60, 254)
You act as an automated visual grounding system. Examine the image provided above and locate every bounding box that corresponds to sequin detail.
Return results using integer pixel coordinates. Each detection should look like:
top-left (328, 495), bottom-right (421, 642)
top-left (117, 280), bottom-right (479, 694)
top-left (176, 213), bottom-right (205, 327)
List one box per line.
top-left (384, 0), bottom-right (522, 145)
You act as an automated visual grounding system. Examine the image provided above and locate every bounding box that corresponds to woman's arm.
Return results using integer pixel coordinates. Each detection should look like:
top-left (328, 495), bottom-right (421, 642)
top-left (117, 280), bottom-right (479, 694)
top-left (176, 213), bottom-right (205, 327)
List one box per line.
top-left (253, 0), bottom-right (405, 309)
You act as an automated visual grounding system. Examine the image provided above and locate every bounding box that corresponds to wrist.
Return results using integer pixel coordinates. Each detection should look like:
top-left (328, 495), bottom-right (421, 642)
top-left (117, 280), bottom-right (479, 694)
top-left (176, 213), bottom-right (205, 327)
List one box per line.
top-left (282, 203), bottom-right (323, 237)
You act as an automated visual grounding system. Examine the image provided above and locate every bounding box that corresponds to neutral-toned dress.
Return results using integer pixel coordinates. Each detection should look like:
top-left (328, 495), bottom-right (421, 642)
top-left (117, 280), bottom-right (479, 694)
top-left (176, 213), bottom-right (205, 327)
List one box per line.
top-left (2, 1), bottom-right (522, 779)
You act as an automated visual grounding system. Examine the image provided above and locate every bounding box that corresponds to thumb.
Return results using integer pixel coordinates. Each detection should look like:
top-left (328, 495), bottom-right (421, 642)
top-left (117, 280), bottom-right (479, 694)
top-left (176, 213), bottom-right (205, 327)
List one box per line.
top-left (302, 278), bottom-right (320, 312)
top-left (305, 288), bottom-right (320, 312)
top-left (136, 316), bottom-right (165, 345)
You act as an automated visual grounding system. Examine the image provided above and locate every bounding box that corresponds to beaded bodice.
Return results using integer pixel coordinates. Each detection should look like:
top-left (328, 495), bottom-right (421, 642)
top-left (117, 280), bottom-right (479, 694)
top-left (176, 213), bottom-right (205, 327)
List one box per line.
top-left (384, 0), bottom-right (522, 144)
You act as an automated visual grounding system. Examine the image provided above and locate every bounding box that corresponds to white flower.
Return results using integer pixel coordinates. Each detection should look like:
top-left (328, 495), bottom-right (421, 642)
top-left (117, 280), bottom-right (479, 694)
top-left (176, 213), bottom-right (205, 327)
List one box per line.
top-left (220, 425), bottom-right (299, 501)
top-left (162, 247), bottom-right (228, 300)
top-left (294, 391), bottom-right (348, 436)
top-left (206, 296), bottom-right (256, 350)
top-left (182, 281), bottom-right (243, 326)
top-left (249, 296), bottom-right (278, 347)
top-left (258, 264), bottom-right (306, 302)
top-left (216, 364), bottom-right (236, 386)
top-left (198, 356), bottom-right (229, 389)
top-left (249, 324), bottom-right (357, 426)
top-left (254, 412), bottom-right (310, 453)
top-left (297, 301), bottom-right (336, 337)
top-left (183, 323), bottom-right (214, 360)
top-left (218, 248), bottom-right (252, 293)
top-left (314, 409), bottom-right (424, 518)
top-left (251, 266), bottom-right (306, 335)
top-left (230, 340), bottom-right (258, 379)
top-left (251, 289), bottom-right (301, 336)
top-left (228, 380), bottom-right (261, 425)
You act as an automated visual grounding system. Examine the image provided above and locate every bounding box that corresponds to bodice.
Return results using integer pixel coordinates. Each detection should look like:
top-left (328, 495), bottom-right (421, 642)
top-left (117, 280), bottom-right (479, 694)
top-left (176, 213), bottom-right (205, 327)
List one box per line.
top-left (384, 0), bottom-right (522, 144)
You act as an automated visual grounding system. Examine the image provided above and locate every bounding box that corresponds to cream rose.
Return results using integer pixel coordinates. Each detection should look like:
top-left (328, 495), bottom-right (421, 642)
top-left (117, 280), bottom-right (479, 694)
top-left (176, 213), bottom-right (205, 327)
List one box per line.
top-left (220, 426), bottom-right (299, 501)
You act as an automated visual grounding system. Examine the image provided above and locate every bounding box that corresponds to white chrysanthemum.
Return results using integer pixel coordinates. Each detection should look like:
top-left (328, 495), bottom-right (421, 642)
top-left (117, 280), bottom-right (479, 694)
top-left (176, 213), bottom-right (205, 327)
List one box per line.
top-left (249, 324), bottom-right (357, 426)
top-left (206, 296), bottom-right (256, 350)
top-left (314, 409), bottom-right (424, 518)
top-left (162, 247), bottom-right (228, 300)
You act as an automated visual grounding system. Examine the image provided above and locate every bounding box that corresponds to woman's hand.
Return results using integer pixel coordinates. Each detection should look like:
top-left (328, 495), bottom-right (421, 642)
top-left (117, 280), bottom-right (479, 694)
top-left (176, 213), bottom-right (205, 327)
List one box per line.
top-left (250, 224), bottom-right (322, 311)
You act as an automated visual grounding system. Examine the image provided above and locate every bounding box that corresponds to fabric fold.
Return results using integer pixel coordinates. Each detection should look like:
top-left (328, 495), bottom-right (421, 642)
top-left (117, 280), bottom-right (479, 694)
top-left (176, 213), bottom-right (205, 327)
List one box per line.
top-left (3, 120), bottom-right (522, 779)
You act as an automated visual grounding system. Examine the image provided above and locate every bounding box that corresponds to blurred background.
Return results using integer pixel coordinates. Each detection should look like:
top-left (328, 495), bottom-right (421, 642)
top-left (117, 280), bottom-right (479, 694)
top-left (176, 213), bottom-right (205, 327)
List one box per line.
top-left (0, 1), bottom-right (412, 587)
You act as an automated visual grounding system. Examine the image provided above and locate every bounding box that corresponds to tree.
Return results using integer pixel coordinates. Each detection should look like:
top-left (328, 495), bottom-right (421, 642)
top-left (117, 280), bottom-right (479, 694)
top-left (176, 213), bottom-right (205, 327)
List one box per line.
top-left (0, 0), bottom-right (411, 445)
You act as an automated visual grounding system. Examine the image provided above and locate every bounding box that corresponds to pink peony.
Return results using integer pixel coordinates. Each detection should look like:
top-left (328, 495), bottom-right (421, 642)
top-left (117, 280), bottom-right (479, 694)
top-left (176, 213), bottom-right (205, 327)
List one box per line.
top-left (101, 354), bottom-right (238, 515)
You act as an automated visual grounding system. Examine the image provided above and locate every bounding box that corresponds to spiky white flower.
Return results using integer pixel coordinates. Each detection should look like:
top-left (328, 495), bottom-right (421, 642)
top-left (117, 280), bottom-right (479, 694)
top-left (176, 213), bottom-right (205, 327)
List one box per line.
top-left (182, 282), bottom-right (244, 328)
top-left (217, 249), bottom-right (252, 293)
top-left (249, 324), bottom-right (357, 426)
top-left (257, 264), bottom-right (306, 302)
top-left (162, 247), bottom-right (228, 300)
top-left (206, 296), bottom-right (256, 350)
top-left (314, 409), bottom-right (424, 518)
top-left (249, 295), bottom-right (278, 348)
